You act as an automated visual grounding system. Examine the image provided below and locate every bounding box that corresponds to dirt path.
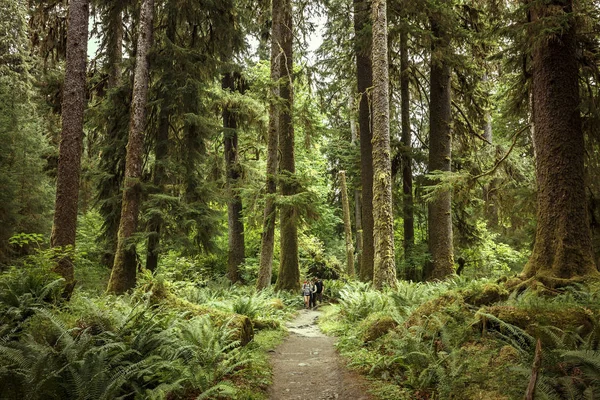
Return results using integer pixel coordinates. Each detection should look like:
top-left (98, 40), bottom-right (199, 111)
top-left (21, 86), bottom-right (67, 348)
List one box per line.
top-left (268, 309), bottom-right (374, 400)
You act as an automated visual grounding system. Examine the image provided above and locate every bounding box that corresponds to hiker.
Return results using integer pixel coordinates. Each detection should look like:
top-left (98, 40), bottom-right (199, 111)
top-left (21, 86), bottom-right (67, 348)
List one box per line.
top-left (309, 278), bottom-right (317, 308)
top-left (302, 279), bottom-right (313, 309)
top-left (314, 276), bottom-right (324, 305)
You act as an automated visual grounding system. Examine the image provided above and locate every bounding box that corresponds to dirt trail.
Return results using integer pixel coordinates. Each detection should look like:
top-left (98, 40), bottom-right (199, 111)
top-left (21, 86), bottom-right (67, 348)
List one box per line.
top-left (268, 309), bottom-right (374, 400)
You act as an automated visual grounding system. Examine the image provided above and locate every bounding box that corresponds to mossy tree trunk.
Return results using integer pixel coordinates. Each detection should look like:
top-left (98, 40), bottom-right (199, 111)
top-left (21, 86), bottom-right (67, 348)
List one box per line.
top-left (339, 171), bottom-right (355, 277)
top-left (50, 0), bottom-right (89, 294)
top-left (371, 0), bottom-right (397, 289)
top-left (274, 0), bottom-right (299, 292)
top-left (522, 0), bottom-right (599, 284)
top-left (400, 27), bottom-right (415, 280)
top-left (425, 13), bottom-right (454, 281)
top-left (256, 0), bottom-right (282, 291)
top-left (349, 88), bottom-right (363, 275)
top-left (107, 0), bottom-right (154, 294)
top-left (223, 72), bottom-right (245, 284)
top-left (353, 0), bottom-right (374, 282)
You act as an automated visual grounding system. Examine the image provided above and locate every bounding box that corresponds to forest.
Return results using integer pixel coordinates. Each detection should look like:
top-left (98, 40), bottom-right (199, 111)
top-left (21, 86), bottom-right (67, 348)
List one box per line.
top-left (2, 0), bottom-right (600, 398)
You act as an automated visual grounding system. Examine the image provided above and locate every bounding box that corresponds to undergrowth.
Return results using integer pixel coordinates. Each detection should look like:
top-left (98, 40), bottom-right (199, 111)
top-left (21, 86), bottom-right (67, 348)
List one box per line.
top-left (0, 248), bottom-right (294, 400)
top-left (320, 279), bottom-right (600, 400)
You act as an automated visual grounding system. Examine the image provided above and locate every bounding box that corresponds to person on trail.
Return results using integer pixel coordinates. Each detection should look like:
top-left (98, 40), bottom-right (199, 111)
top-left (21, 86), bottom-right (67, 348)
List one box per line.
top-left (309, 278), bottom-right (318, 308)
top-left (314, 277), bottom-right (324, 305)
top-left (302, 279), bottom-right (313, 309)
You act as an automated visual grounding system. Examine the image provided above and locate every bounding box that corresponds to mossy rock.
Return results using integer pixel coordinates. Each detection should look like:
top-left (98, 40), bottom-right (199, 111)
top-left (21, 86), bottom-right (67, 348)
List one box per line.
top-left (462, 283), bottom-right (509, 307)
top-left (360, 314), bottom-right (398, 343)
top-left (482, 304), bottom-right (597, 341)
top-left (162, 292), bottom-right (255, 345)
top-left (405, 293), bottom-right (464, 328)
top-left (253, 318), bottom-right (281, 330)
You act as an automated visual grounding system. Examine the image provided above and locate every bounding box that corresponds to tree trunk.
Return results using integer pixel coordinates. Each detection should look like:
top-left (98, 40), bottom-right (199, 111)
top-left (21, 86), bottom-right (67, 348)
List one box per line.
top-left (274, 0), bottom-right (299, 292)
top-left (349, 87), bottom-right (363, 275)
top-left (425, 14), bottom-right (454, 281)
top-left (256, 0), bottom-right (282, 291)
top-left (107, 4), bottom-right (123, 89)
top-left (107, 0), bottom-right (154, 294)
top-left (522, 0), bottom-right (598, 284)
top-left (145, 9), bottom-right (175, 273)
top-left (145, 104), bottom-right (169, 272)
top-left (50, 0), bottom-right (89, 294)
top-left (339, 171), bottom-right (355, 277)
top-left (97, 4), bottom-right (126, 269)
top-left (400, 27), bottom-right (415, 280)
top-left (353, 0), bottom-right (374, 282)
top-left (223, 72), bottom-right (245, 284)
top-left (371, 0), bottom-right (397, 289)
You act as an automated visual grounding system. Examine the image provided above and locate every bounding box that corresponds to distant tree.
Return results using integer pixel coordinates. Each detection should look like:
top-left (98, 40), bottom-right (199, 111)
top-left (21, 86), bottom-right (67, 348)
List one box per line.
top-left (425, 5), bottom-right (454, 281)
top-left (50, 0), bottom-right (89, 293)
top-left (223, 72), bottom-right (246, 284)
top-left (353, 0), bottom-right (375, 282)
top-left (400, 27), bottom-right (415, 279)
top-left (275, 0), bottom-right (300, 291)
top-left (257, 0), bottom-right (282, 291)
top-left (371, 0), bottom-right (397, 289)
top-left (521, 0), bottom-right (599, 284)
top-left (107, 0), bottom-right (154, 294)
top-left (0, 0), bottom-right (54, 263)
top-left (339, 171), bottom-right (355, 276)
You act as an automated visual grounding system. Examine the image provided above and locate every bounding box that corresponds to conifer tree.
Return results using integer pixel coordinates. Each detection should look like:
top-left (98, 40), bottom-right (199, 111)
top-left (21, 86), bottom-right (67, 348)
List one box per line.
top-left (400, 27), bottom-right (415, 279)
top-left (339, 171), bottom-right (355, 277)
top-left (274, 0), bottom-right (300, 291)
top-left (521, 0), bottom-right (599, 284)
top-left (50, 0), bottom-right (89, 294)
top-left (223, 72), bottom-right (246, 284)
top-left (425, 6), bottom-right (454, 281)
top-left (371, 0), bottom-right (397, 289)
top-left (108, 0), bottom-right (154, 294)
top-left (353, 0), bottom-right (375, 282)
top-left (257, 0), bottom-right (282, 291)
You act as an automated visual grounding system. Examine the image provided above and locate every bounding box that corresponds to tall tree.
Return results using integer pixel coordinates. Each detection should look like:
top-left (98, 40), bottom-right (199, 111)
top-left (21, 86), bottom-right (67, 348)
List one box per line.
top-left (371, 0), bottom-right (397, 289)
top-left (223, 72), bottom-right (245, 284)
top-left (425, 7), bottom-right (454, 280)
top-left (145, 6), bottom-right (175, 273)
top-left (349, 87), bottom-right (363, 274)
top-left (339, 171), bottom-right (355, 276)
top-left (256, 0), bottom-right (282, 291)
top-left (50, 0), bottom-right (89, 293)
top-left (353, 0), bottom-right (375, 282)
top-left (107, 0), bottom-right (154, 294)
top-left (400, 27), bottom-right (415, 279)
top-left (521, 0), bottom-right (599, 284)
top-left (274, 0), bottom-right (299, 291)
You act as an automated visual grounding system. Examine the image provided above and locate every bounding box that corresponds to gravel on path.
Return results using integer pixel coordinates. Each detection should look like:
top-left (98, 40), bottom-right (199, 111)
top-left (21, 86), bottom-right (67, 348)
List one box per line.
top-left (268, 308), bottom-right (374, 400)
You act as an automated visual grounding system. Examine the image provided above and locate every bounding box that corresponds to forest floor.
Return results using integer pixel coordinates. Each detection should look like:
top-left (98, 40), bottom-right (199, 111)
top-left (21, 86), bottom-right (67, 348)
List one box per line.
top-left (268, 307), bottom-right (374, 400)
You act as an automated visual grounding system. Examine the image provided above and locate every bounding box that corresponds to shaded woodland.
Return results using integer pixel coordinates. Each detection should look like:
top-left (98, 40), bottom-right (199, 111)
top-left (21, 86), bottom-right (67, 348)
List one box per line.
top-left (2, 0), bottom-right (600, 398)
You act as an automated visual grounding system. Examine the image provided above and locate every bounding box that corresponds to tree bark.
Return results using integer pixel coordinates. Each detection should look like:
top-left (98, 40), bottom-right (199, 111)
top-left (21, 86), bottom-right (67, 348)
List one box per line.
top-left (108, 0), bottom-right (154, 294)
top-left (353, 0), bottom-right (374, 282)
top-left (145, 103), bottom-right (169, 272)
top-left (522, 0), bottom-right (599, 284)
top-left (349, 87), bottom-right (363, 275)
top-left (107, 4), bottom-right (123, 89)
top-left (371, 0), bottom-right (397, 289)
top-left (50, 0), bottom-right (89, 293)
top-left (425, 14), bottom-right (454, 281)
top-left (256, 0), bottom-right (282, 291)
top-left (339, 171), bottom-right (355, 277)
top-left (223, 72), bottom-right (245, 284)
top-left (400, 27), bottom-right (415, 280)
top-left (274, 0), bottom-right (299, 292)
